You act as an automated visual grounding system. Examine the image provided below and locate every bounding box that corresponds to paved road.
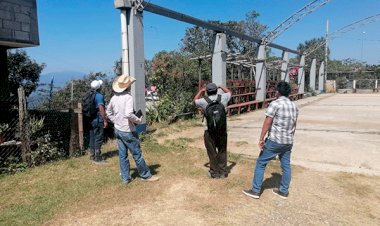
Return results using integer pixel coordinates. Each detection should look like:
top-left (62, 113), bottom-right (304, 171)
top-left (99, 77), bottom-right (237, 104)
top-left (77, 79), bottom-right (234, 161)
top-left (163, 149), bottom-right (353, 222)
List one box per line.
top-left (227, 93), bottom-right (380, 176)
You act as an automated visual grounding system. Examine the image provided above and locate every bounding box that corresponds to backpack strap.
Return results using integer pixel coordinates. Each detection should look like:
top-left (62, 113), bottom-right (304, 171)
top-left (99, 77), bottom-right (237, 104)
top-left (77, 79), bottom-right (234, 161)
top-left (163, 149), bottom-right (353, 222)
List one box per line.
top-left (202, 97), bottom-right (213, 123)
top-left (216, 94), bottom-right (221, 103)
top-left (204, 96), bottom-right (212, 104)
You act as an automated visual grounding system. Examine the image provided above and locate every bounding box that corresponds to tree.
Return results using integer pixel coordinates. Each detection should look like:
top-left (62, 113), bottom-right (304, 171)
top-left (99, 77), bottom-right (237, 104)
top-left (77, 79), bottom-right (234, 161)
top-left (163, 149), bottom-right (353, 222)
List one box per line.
top-left (7, 50), bottom-right (46, 97)
top-left (181, 10), bottom-right (267, 58)
top-left (297, 37), bottom-right (329, 67)
top-left (149, 51), bottom-right (198, 121)
top-left (49, 72), bottom-right (113, 109)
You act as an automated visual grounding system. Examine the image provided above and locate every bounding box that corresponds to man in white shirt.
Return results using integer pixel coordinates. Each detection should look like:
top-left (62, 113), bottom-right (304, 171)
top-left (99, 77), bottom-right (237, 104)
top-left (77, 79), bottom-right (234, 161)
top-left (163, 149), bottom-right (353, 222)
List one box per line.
top-left (106, 74), bottom-right (159, 184)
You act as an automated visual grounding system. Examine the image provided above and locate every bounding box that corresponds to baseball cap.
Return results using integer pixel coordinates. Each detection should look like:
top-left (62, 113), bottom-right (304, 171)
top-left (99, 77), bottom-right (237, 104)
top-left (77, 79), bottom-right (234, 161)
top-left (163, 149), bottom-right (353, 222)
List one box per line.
top-left (206, 83), bottom-right (217, 92)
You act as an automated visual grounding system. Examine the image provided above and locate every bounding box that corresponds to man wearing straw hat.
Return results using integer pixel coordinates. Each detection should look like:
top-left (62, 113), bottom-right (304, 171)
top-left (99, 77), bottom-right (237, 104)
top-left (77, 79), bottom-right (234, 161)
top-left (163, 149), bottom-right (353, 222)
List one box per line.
top-left (106, 74), bottom-right (159, 184)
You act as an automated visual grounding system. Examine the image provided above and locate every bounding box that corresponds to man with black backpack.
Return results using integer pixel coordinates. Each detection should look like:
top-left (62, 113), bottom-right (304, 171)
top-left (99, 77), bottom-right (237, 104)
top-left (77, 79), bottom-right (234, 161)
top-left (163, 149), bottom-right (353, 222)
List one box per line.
top-left (83, 80), bottom-right (108, 164)
top-left (194, 83), bottom-right (232, 179)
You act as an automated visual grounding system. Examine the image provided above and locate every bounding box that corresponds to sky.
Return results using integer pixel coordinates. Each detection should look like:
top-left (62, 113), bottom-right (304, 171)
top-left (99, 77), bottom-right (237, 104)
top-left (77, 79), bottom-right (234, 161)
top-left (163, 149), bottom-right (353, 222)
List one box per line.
top-left (25, 0), bottom-right (380, 75)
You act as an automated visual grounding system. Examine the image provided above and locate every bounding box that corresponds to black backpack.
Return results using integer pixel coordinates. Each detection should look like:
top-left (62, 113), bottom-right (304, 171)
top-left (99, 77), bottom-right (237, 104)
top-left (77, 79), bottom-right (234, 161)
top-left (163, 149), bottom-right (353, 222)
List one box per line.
top-left (82, 90), bottom-right (97, 119)
top-left (204, 95), bottom-right (227, 133)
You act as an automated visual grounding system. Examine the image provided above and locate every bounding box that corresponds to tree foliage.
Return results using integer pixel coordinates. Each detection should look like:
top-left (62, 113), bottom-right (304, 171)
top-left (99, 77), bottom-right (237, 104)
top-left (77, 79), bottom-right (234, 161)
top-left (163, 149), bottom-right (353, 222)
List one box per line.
top-left (49, 72), bottom-right (113, 109)
top-left (149, 51), bottom-right (199, 121)
top-left (297, 37), bottom-right (329, 67)
top-left (181, 10), bottom-right (267, 58)
top-left (7, 50), bottom-right (46, 97)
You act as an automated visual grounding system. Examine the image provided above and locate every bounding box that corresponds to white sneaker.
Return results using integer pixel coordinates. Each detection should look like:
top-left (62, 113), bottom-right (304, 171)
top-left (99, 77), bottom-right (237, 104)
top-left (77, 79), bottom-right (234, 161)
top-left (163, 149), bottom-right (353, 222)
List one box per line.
top-left (140, 175), bottom-right (159, 182)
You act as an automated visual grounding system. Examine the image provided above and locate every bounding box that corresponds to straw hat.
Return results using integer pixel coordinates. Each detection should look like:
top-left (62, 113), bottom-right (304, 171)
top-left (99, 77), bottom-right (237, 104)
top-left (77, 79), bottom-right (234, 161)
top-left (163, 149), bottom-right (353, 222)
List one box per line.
top-left (112, 74), bottom-right (136, 93)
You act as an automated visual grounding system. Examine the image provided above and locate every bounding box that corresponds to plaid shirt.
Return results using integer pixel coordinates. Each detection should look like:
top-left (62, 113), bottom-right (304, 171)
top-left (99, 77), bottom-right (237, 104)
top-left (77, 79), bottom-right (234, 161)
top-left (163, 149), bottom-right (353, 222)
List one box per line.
top-left (265, 96), bottom-right (299, 144)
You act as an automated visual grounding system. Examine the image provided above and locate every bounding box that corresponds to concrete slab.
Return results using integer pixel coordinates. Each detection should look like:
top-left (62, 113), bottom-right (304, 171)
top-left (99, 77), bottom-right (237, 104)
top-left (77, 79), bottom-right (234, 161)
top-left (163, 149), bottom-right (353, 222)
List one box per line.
top-left (227, 94), bottom-right (380, 176)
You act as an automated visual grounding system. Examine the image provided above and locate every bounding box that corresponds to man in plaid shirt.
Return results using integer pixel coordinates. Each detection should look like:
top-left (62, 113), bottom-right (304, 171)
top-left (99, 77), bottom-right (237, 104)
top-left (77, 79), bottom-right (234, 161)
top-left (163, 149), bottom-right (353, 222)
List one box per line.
top-left (243, 81), bottom-right (299, 199)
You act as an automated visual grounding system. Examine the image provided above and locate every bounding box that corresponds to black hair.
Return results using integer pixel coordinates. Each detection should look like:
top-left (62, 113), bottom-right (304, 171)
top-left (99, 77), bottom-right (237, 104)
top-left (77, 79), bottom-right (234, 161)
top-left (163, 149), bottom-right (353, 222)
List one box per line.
top-left (276, 81), bottom-right (291, 97)
top-left (207, 90), bottom-right (217, 96)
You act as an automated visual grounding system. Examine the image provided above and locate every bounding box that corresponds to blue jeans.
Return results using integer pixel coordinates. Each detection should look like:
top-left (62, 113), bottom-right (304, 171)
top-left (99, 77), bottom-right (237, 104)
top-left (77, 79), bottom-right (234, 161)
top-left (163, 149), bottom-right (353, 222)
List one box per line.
top-left (114, 129), bottom-right (152, 183)
top-left (89, 121), bottom-right (104, 150)
top-left (89, 121), bottom-right (104, 159)
top-left (252, 139), bottom-right (293, 194)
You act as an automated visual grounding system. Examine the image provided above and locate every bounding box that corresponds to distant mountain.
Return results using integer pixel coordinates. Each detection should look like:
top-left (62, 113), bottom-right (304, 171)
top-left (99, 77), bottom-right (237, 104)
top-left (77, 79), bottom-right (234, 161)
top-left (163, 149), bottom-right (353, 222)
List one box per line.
top-left (39, 71), bottom-right (86, 88)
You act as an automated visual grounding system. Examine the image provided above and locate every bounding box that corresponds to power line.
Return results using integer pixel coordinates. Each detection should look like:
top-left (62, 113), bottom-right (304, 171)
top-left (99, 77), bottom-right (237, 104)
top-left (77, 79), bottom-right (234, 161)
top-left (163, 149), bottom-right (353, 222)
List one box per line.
top-left (305, 13), bottom-right (380, 56)
top-left (263, 0), bottom-right (332, 43)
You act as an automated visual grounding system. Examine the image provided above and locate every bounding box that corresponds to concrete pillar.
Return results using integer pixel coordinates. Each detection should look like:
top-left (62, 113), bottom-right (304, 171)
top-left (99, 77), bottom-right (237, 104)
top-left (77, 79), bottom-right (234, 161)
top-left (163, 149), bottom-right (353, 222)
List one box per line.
top-left (280, 51), bottom-right (289, 82)
top-left (318, 61), bottom-right (325, 92)
top-left (309, 59), bottom-right (317, 91)
top-left (249, 66), bottom-right (253, 81)
top-left (120, 10), bottom-right (129, 77)
top-left (128, 9), bottom-right (146, 132)
top-left (212, 33), bottom-right (227, 88)
top-left (375, 80), bottom-right (378, 89)
top-left (255, 44), bottom-right (266, 102)
top-left (298, 55), bottom-right (305, 94)
top-left (353, 80), bottom-right (356, 89)
top-left (116, 1), bottom-right (146, 132)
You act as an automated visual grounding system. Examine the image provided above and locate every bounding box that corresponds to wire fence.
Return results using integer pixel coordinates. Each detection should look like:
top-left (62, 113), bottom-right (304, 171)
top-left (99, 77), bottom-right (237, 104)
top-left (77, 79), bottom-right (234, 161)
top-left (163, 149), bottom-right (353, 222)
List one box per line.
top-left (0, 87), bottom-right (84, 174)
top-left (336, 79), bottom-right (379, 90)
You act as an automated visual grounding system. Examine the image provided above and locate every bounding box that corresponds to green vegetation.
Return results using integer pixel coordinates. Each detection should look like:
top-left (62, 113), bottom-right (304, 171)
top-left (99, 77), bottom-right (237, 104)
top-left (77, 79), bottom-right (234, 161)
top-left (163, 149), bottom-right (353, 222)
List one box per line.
top-left (7, 50), bottom-right (46, 97)
top-left (0, 126), bottom-right (250, 226)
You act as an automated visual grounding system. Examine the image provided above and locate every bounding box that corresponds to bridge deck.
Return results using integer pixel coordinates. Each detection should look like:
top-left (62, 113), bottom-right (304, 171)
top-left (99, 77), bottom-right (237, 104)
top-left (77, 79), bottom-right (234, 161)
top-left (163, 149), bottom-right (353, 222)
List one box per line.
top-left (228, 93), bottom-right (380, 175)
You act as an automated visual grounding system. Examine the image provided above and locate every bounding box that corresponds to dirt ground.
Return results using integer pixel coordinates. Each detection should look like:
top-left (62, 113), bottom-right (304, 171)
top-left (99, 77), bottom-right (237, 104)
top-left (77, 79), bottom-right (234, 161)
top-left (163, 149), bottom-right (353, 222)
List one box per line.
top-left (162, 93), bottom-right (380, 176)
top-left (46, 94), bottom-right (380, 225)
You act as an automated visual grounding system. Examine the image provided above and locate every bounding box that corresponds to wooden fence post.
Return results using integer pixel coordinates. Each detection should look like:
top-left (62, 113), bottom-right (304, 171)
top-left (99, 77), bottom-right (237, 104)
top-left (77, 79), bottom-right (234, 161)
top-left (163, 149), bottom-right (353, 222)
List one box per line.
top-left (77, 102), bottom-right (84, 152)
top-left (68, 101), bottom-right (79, 156)
top-left (18, 87), bottom-right (31, 166)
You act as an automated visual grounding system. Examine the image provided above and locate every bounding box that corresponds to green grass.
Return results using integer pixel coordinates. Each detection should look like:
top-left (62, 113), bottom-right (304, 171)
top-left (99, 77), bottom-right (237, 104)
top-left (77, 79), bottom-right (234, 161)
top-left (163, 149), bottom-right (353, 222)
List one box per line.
top-left (0, 150), bottom-right (120, 226)
top-left (0, 132), bottom-right (210, 225)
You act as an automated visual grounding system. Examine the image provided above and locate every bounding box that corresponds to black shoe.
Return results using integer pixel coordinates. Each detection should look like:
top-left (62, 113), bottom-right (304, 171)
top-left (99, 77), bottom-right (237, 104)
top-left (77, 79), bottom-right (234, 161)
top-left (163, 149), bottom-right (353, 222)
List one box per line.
top-left (93, 158), bottom-right (108, 164)
top-left (242, 189), bottom-right (260, 199)
top-left (220, 173), bottom-right (228, 178)
top-left (122, 178), bottom-right (133, 185)
top-left (272, 188), bottom-right (288, 199)
top-left (208, 171), bottom-right (226, 179)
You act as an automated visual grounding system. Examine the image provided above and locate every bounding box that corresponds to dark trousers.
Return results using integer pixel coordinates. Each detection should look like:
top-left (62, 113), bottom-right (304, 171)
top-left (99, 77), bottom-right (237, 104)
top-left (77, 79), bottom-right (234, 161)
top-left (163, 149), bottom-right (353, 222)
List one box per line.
top-left (204, 130), bottom-right (228, 177)
top-left (89, 121), bottom-right (104, 159)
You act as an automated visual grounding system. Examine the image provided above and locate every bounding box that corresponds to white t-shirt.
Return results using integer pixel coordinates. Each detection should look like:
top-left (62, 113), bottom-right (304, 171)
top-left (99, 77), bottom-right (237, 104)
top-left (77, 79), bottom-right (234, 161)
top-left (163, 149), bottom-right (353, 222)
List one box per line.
top-left (194, 92), bottom-right (231, 130)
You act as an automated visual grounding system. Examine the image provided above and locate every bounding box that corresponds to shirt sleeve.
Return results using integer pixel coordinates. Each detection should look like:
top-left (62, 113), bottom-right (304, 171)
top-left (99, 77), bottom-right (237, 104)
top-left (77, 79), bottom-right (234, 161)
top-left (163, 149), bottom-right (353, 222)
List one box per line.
top-left (106, 98), bottom-right (115, 123)
top-left (221, 93), bottom-right (232, 107)
top-left (95, 93), bottom-right (104, 108)
top-left (265, 102), bottom-right (277, 118)
top-left (194, 98), bottom-right (208, 110)
top-left (124, 95), bottom-right (142, 124)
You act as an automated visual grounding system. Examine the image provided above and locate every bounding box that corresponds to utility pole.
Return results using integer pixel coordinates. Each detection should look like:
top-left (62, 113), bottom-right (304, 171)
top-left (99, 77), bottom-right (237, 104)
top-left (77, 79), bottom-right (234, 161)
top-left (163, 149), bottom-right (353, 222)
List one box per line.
top-left (324, 19), bottom-right (329, 93)
top-left (361, 31), bottom-right (366, 64)
top-left (70, 81), bottom-right (74, 102)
